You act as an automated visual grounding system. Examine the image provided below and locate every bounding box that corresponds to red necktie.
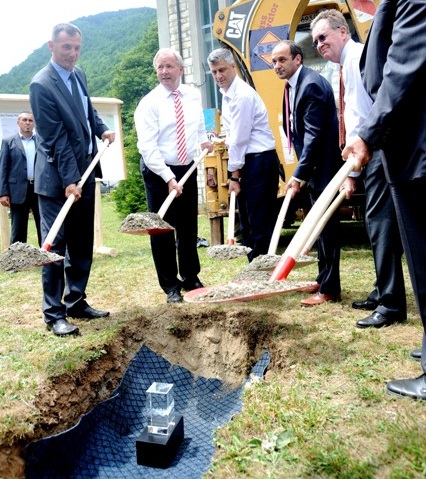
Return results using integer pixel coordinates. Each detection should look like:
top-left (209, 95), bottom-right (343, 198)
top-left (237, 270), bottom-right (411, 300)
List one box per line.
top-left (339, 66), bottom-right (346, 149)
top-left (284, 82), bottom-right (291, 149)
top-left (173, 89), bottom-right (187, 164)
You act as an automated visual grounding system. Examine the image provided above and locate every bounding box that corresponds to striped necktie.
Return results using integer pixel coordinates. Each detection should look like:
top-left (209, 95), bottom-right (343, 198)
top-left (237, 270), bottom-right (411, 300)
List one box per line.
top-left (173, 89), bottom-right (187, 164)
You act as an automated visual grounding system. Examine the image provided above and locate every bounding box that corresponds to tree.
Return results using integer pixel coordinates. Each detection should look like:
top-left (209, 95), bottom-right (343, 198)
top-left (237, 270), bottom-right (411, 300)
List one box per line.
top-left (111, 21), bottom-right (159, 217)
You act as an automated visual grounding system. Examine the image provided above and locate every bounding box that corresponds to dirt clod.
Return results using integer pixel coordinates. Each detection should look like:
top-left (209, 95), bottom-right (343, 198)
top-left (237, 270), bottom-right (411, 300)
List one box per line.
top-left (0, 242), bottom-right (64, 272)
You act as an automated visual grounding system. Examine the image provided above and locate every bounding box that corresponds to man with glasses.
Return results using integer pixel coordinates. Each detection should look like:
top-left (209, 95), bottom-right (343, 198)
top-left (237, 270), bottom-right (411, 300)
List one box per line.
top-left (311, 9), bottom-right (407, 331)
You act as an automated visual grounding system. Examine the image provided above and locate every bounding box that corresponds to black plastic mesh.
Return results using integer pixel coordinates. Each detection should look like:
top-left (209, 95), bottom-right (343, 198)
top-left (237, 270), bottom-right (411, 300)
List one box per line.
top-left (25, 346), bottom-right (270, 478)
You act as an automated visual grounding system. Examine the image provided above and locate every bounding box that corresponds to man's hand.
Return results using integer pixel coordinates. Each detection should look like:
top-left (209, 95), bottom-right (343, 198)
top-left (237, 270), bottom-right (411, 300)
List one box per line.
top-left (167, 177), bottom-right (183, 197)
top-left (342, 136), bottom-right (372, 171)
top-left (340, 176), bottom-right (357, 200)
top-left (0, 195), bottom-right (10, 207)
top-left (102, 130), bottom-right (116, 144)
top-left (65, 184), bottom-right (82, 202)
top-left (285, 176), bottom-right (302, 198)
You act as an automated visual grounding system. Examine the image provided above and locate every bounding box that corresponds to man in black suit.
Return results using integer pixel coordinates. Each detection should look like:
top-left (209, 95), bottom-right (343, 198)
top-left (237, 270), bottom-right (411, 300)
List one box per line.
top-left (30, 23), bottom-right (115, 336)
top-left (0, 111), bottom-right (41, 245)
top-left (272, 40), bottom-right (342, 307)
top-left (343, 0), bottom-right (426, 399)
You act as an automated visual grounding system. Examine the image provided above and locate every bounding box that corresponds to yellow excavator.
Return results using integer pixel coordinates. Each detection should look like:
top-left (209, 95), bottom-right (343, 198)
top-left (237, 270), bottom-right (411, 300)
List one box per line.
top-left (205, 0), bottom-right (380, 244)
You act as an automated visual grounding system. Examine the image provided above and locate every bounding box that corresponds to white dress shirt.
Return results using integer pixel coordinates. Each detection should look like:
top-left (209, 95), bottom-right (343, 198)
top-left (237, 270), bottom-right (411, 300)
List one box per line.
top-left (220, 75), bottom-right (276, 172)
top-left (135, 83), bottom-right (209, 183)
top-left (340, 39), bottom-right (373, 144)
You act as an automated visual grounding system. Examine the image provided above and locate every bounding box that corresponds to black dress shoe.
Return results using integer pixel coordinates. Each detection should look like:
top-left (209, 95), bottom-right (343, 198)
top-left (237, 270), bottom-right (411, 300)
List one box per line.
top-left (47, 319), bottom-right (79, 337)
top-left (167, 289), bottom-right (183, 303)
top-left (180, 278), bottom-right (204, 291)
top-left (387, 374), bottom-right (426, 400)
top-left (356, 312), bottom-right (406, 329)
top-left (67, 303), bottom-right (110, 319)
top-left (410, 348), bottom-right (422, 361)
top-left (352, 298), bottom-right (379, 310)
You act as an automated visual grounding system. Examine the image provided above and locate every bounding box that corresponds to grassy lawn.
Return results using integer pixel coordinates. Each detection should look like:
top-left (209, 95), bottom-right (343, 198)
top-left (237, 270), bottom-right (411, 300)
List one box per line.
top-left (1, 194), bottom-right (426, 478)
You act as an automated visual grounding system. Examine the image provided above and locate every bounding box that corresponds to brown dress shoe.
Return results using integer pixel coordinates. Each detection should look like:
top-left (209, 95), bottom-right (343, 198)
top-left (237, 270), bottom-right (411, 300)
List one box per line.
top-left (300, 292), bottom-right (341, 307)
top-left (304, 282), bottom-right (320, 293)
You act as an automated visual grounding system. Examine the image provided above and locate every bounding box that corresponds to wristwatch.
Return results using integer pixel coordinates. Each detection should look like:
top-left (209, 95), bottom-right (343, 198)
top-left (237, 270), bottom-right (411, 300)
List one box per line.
top-left (230, 177), bottom-right (241, 183)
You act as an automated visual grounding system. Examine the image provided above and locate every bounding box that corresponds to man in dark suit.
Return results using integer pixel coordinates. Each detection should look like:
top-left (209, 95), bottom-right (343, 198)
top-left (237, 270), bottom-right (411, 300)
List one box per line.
top-left (0, 111), bottom-right (41, 245)
top-left (30, 23), bottom-right (115, 337)
top-left (343, 0), bottom-right (426, 399)
top-left (272, 40), bottom-right (342, 307)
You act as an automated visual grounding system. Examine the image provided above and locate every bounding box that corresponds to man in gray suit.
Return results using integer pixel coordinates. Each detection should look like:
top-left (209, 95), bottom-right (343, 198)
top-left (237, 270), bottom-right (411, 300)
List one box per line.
top-left (30, 23), bottom-right (115, 337)
top-left (0, 111), bottom-right (41, 245)
top-left (343, 0), bottom-right (426, 400)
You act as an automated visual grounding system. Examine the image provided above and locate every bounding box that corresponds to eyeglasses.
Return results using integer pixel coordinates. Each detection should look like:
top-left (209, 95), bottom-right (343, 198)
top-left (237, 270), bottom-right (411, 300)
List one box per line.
top-left (312, 34), bottom-right (328, 49)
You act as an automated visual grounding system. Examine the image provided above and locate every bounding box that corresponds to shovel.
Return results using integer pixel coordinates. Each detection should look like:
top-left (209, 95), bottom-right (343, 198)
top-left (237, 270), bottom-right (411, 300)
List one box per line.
top-left (0, 140), bottom-right (110, 272)
top-left (183, 157), bottom-right (356, 303)
top-left (270, 157), bottom-right (356, 281)
top-left (120, 148), bottom-right (208, 235)
top-left (206, 190), bottom-right (251, 259)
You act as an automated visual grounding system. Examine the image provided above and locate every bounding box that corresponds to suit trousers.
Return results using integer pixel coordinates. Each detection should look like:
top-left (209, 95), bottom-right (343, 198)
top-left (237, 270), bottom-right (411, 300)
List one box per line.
top-left (387, 176), bottom-right (426, 372)
top-left (9, 182), bottom-right (41, 246)
top-left (363, 152), bottom-right (406, 319)
top-left (142, 162), bottom-right (200, 293)
top-left (38, 183), bottom-right (96, 323)
top-left (309, 189), bottom-right (341, 296)
top-left (238, 150), bottom-right (280, 262)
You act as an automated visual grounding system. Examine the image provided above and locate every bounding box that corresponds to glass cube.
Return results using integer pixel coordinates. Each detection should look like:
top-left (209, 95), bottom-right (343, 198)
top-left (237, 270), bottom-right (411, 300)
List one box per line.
top-left (145, 382), bottom-right (176, 435)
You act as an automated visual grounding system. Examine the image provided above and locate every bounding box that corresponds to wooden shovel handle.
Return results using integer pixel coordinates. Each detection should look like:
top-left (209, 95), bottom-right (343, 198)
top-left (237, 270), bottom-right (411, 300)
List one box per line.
top-left (42, 140), bottom-right (110, 251)
top-left (268, 192), bottom-right (292, 255)
top-left (157, 148), bottom-right (208, 219)
top-left (270, 157), bottom-right (356, 281)
top-left (227, 190), bottom-right (236, 245)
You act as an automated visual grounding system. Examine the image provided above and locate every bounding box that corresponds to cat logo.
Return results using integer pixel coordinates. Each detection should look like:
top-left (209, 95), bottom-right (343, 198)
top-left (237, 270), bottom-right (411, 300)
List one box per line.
top-left (225, 12), bottom-right (246, 39)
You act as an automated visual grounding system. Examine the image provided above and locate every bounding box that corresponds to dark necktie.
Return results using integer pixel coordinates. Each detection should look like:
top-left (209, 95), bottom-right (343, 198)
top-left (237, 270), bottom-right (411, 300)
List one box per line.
top-left (70, 71), bottom-right (86, 119)
top-left (284, 82), bottom-right (291, 149)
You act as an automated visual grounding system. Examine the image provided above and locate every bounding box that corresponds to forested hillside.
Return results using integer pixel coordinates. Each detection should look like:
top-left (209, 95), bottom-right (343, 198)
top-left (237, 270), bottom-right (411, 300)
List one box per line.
top-left (0, 7), bottom-right (156, 97)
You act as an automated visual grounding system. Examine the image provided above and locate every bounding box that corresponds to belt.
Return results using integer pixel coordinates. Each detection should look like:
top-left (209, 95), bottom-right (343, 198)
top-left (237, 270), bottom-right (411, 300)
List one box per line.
top-left (245, 149), bottom-right (276, 160)
top-left (28, 179), bottom-right (34, 184)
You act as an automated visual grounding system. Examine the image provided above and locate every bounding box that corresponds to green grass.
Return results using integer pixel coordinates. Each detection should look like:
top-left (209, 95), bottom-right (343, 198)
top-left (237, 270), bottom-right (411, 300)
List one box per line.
top-left (1, 195), bottom-right (426, 479)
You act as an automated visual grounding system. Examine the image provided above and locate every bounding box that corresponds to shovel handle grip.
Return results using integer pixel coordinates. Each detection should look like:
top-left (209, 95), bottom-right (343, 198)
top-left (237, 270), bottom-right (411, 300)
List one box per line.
top-left (227, 190), bottom-right (236, 245)
top-left (268, 192), bottom-right (292, 255)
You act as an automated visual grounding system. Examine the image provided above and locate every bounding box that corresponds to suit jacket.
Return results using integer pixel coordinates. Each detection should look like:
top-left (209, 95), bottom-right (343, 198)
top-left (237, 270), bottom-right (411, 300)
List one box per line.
top-left (29, 63), bottom-right (109, 198)
top-left (0, 134), bottom-right (37, 204)
top-left (290, 65), bottom-right (341, 192)
top-left (359, 0), bottom-right (426, 183)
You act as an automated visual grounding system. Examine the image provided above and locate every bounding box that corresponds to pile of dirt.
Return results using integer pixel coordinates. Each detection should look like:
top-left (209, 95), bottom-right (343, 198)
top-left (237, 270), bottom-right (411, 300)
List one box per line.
top-left (119, 212), bottom-right (173, 234)
top-left (0, 242), bottom-right (64, 272)
top-left (185, 279), bottom-right (315, 303)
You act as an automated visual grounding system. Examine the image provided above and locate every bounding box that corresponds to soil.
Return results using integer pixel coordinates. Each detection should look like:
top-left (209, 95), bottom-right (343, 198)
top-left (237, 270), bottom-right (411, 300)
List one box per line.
top-left (206, 244), bottom-right (251, 259)
top-left (119, 212), bottom-right (173, 234)
top-left (0, 305), bottom-right (284, 479)
top-left (0, 242), bottom-right (64, 272)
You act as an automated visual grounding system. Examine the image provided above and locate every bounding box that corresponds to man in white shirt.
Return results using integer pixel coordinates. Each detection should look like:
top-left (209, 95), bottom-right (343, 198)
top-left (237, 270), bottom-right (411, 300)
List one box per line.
top-left (207, 48), bottom-right (280, 262)
top-left (311, 9), bottom-right (407, 329)
top-left (135, 48), bottom-right (213, 303)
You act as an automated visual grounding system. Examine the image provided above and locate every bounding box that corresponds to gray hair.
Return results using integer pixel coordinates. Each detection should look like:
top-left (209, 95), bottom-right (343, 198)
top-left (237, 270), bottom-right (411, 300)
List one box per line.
top-left (207, 48), bottom-right (234, 66)
top-left (310, 9), bottom-right (349, 32)
top-left (153, 48), bottom-right (184, 69)
top-left (51, 23), bottom-right (82, 42)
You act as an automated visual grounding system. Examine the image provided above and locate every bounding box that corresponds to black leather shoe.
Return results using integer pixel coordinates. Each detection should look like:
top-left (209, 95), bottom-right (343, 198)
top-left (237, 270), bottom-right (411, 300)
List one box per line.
top-left (47, 319), bottom-right (79, 336)
top-left (180, 278), bottom-right (204, 291)
top-left (166, 289), bottom-right (183, 303)
top-left (387, 374), bottom-right (426, 400)
top-left (67, 303), bottom-right (110, 319)
top-left (410, 348), bottom-right (422, 361)
top-left (356, 312), bottom-right (406, 329)
top-left (352, 298), bottom-right (378, 311)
